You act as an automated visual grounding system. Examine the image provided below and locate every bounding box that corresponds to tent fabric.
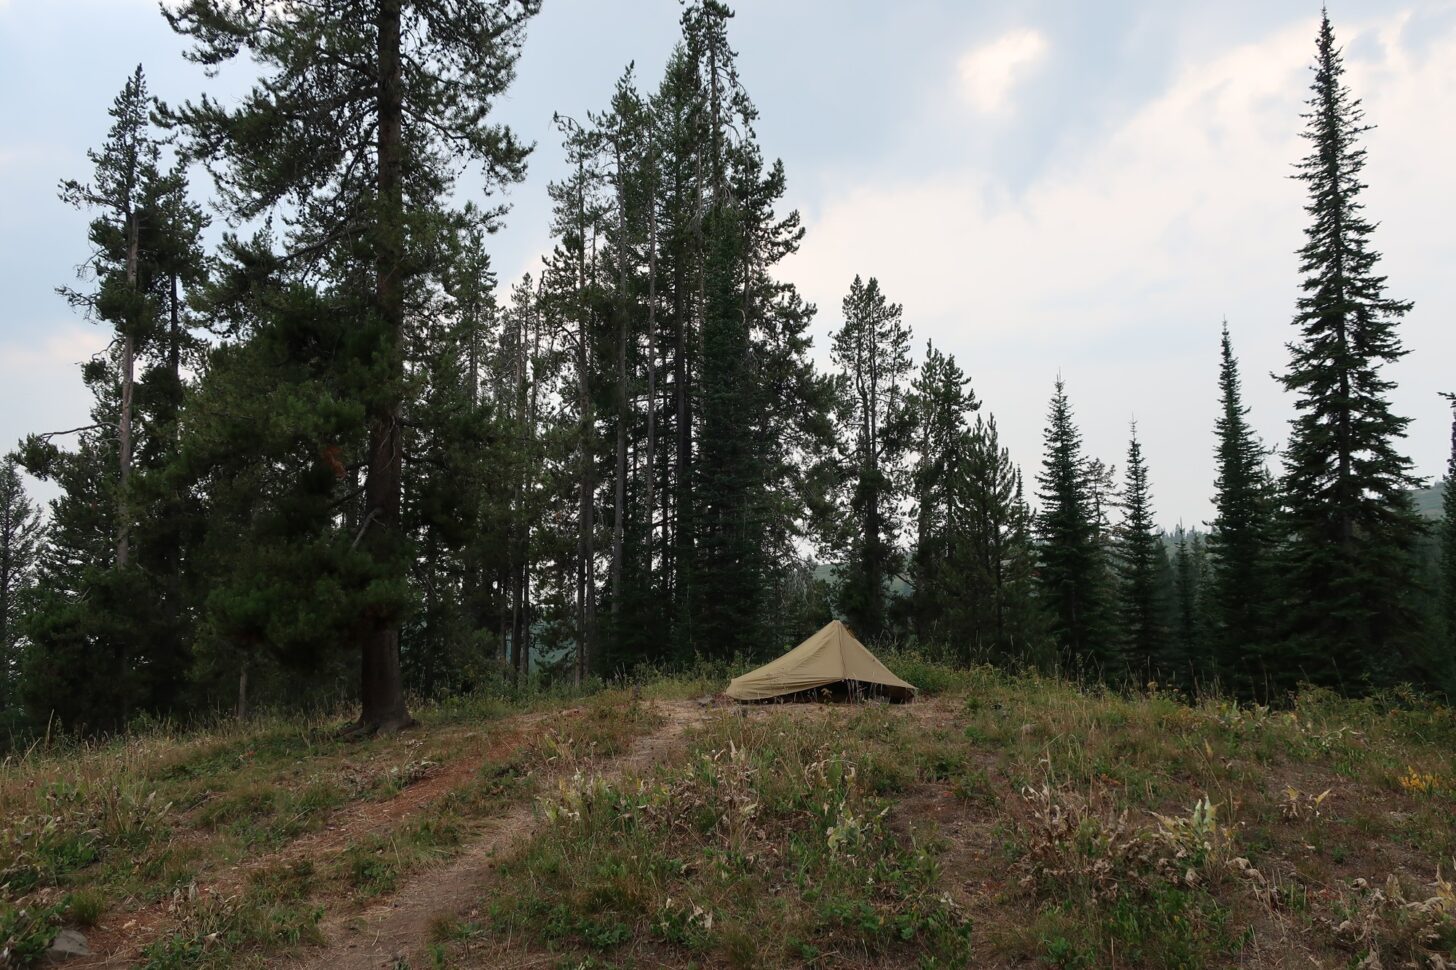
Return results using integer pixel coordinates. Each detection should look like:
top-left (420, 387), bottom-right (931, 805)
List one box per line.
top-left (725, 620), bottom-right (918, 702)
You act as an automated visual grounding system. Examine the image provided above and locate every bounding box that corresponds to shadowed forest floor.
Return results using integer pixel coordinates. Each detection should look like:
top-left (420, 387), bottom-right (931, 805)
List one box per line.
top-left (3, 662), bottom-right (1455, 968)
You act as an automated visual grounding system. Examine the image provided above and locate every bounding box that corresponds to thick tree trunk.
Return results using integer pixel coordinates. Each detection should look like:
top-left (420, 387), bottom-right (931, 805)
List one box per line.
top-left (356, 0), bottom-right (413, 735)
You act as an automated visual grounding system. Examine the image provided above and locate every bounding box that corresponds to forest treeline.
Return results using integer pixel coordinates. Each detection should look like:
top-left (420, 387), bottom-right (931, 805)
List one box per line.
top-left (0, 2), bottom-right (1453, 738)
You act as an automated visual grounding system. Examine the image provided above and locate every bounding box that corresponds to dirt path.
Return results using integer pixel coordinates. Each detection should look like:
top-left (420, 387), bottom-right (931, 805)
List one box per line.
top-left (69, 711), bottom-right (575, 970)
top-left (275, 698), bottom-right (712, 970)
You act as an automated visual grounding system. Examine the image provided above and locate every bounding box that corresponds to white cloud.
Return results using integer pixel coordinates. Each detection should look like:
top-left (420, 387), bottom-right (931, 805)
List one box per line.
top-left (0, 324), bottom-right (108, 502)
top-left (956, 28), bottom-right (1048, 114)
top-left (791, 12), bottom-right (1456, 526)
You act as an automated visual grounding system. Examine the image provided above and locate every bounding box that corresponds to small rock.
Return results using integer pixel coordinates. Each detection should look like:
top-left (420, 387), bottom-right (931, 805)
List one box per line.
top-left (47, 929), bottom-right (90, 960)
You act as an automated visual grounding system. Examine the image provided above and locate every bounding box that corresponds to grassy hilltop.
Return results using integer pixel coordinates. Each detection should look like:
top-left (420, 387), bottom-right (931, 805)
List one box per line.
top-left (2, 661), bottom-right (1455, 969)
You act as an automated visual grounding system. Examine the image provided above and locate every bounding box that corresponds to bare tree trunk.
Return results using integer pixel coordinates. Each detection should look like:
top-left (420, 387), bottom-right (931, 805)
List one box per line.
top-left (672, 260), bottom-right (692, 641)
top-left (236, 660), bottom-right (249, 720)
top-left (574, 178), bottom-right (596, 686)
top-left (116, 214), bottom-right (138, 570)
top-left (577, 321), bottom-right (595, 685)
top-left (610, 144), bottom-right (629, 630)
top-left (644, 184), bottom-right (659, 589)
top-left (356, 0), bottom-right (413, 734)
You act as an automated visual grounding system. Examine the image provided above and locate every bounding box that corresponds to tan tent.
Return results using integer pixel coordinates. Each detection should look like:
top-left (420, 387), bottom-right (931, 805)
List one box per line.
top-left (725, 620), bottom-right (917, 702)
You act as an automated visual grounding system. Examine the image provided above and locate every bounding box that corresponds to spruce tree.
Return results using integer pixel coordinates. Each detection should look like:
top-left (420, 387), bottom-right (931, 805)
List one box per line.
top-left (1035, 378), bottom-right (1112, 673)
top-left (907, 343), bottom-right (978, 645)
top-left (56, 65), bottom-right (154, 572)
top-left (164, 0), bottom-right (539, 732)
top-left (1442, 394), bottom-right (1456, 665)
top-left (17, 67), bottom-right (208, 732)
top-left (960, 413), bottom-right (1043, 664)
top-left (0, 459), bottom-right (42, 721)
top-left (1207, 324), bottom-right (1276, 697)
top-left (1277, 12), bottom-right (1423, 690)
top-left (830, 275), bottom-right (913, 640)
top-left (907, 346), bottom-right (1042, 663)
top-left (1115, 424), bottom-right (1168, 684)
top-left (1171, 527), bottom-right (1199, 670)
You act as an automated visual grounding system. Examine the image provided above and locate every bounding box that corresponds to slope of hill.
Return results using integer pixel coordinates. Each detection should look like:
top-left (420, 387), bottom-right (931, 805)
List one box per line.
top-left (1412, 481), bottom-right (1448, 521)
top-left (2, 665), bottom-right (1454, 968)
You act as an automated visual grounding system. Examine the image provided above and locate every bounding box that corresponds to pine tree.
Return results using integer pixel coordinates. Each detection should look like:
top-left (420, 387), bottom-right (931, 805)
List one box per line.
top-left (960, 413), bottom-right (1043, 664)
top-left (1035, 378), bottom-right (1112, 673)
top-left (1277, 11), bottom-right (1423, 690)
top-left (696, 201), bottom-right (765, 652)
top-left (1441, 394), bottom-right (1456, 666)
top-left (16, 67), bottom-right (208, 732)
top-left (1115, 423), bottom-right (1168, 684)
top-left (56, 65), bottom-right (154, 572)
top-left (830, 275), bottom-right (913, 640)
top-left (164, 0), bottom-right (539, 732)
top-left (1171, 526), bottom-right (1197, 659)
top-left (0, 459), bottom-right (43, 721)
top-left (908, 343), bottom-right (978, 645)
top-left (1207, 323), bottom-right (1276, 697)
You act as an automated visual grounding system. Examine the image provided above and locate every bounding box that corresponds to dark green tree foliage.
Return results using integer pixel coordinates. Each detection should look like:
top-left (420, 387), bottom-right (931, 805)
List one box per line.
top-left (1206, 324), bottom-right (1277, 697)
top-left (830, 276), bottom-right (913, 640)
top-left (696, 202), bottom-right (763, 651)
top-left (908, 344), bottom-right (978, 644)
top-left (907, 345), bottom-right (1041, 662)
top-left (178, 264), bottom-right (367, 713)
top-left (16, 67), bottom-right (208, 733)
top-left (1115, 424), bottom-right (1168, 683)
top-left (0, 459), bottom-right (43, 721)
top-left (164, 0), bottom-right (538, 731)
top-left (489, 275), bottom-right (552, 684)
top-left (1171, 525), bottom-right (1209, 678)
top-left (959, 416), bottom-right (1042, 663)
top-left (539, 114), bottom-right (606, 684)
top-left (1277, 13), bottom-right (1424, 691)
top-left (401, 236), bottom-right (500, 696)
top-left (1442, 395), bottom-right (1456, 665)
top-left (682, 3), bottom-right (828, 659)
top-left (1035, 378), bottom-right (1112, 673)
top-left (525, 2), bottom-right (831, 672)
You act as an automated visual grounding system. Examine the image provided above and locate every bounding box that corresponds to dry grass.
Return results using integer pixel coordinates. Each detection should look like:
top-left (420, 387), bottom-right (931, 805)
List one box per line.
top-left (0, 688), bottom-right (665, 967)
top-left (3, 663), bottom-right (1455, 968)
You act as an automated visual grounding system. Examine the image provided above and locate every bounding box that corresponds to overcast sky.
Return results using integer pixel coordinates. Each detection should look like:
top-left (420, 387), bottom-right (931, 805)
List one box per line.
top-left (2, 0), bottom-right (1453, 529)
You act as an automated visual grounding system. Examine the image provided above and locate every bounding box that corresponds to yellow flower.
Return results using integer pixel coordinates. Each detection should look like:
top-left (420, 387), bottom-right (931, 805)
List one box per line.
top-left (1398, 767), bottom-right (1443, 794)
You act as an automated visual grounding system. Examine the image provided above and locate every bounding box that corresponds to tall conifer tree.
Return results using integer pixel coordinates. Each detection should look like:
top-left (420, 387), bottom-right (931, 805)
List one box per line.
top-left (164, 0), bottom-right (539, 732)
top-left (1441, 394), bottom-right (1456, 665)
top-left (1115, 424), bottom-right (1167, 683)
top-left (18, 68), bottom-right (208, 732)
top-left (1035, 378), bottom-right (1111, 673)
top-left (830, 275), bottom-right (913, 640)
top-left (0, 459), bottom-right (42, 720)
top-left (1277, 12), bottom-right (1422, 690)
top-left (1207, 324), bottom-right (1276, 696)
top-left (908, 344), bottom-right (977, 645)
